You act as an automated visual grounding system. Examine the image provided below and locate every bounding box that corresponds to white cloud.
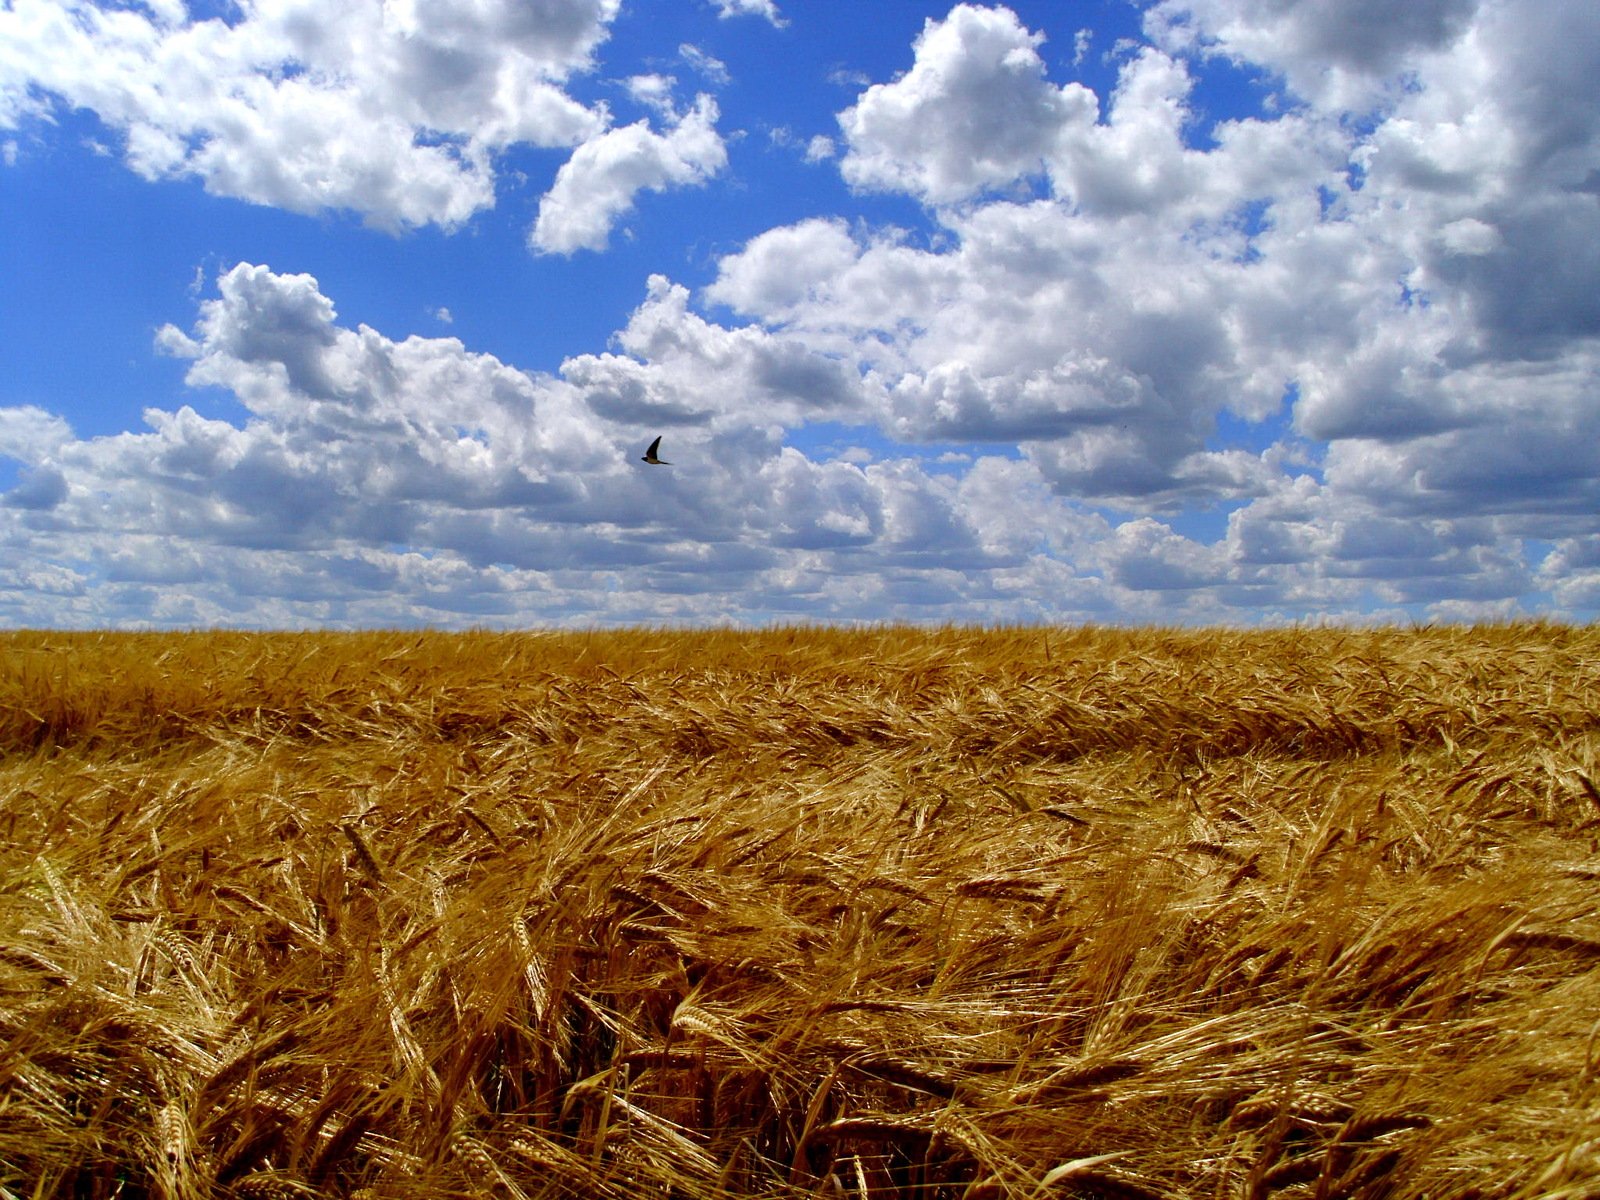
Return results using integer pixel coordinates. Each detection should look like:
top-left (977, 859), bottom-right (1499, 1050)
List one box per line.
top-left (1436, 217), bottom-right (1501, 257)
top-left (1103, 517), bottom-right (1229, 592)
top-left (0, 464), bottom-right (68, 510)
top-left (565, 273), bottom-right (866, 426)
top-left (1047, 47), bottom-right (1212, 218)
top-left (709, 0), bottom-right (786, 28)
top-left (0, 0), bottom-right (617, 230)
top-left (706, 217), bottom-right (864, 317)
top-left (1144, 0), bottom-right (1480, 109)
top-left (707, 192), bottom-right (1302, 507)
top-left (531, 95), bottom-right (728, 254)
top-left (679, 43), bottom-right (730, 85)
top-left (5, 1), bottom-right (1600, 626)
top-left (838, 4), bottom-right (1097, 204)
top-left (627, 73), bottom-right (678, 114)
top-left (0, 263), bottom-right (1129, 627)
top-left (707, 0), bottom-right (1600, 617)
top-left (0, 405), bottom-right (75, 463)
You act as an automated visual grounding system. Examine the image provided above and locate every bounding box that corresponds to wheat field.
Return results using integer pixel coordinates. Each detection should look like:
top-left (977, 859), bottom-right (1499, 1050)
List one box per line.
top-left (1, 624), bottom-right (1597, 1199)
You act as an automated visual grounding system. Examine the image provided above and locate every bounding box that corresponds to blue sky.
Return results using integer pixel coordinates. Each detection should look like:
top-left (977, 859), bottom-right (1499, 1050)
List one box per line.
top-left (2, 0), bottom-right (1598, 628)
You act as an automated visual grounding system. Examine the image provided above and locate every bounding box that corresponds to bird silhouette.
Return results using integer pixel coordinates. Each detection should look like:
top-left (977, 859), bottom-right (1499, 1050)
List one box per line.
top-left (640, 435), bottom-right (671, 465)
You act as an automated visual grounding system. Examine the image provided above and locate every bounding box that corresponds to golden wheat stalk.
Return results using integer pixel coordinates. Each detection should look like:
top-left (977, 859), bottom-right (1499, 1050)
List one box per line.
top-left (1, 622), bottom-right (1596, 1198)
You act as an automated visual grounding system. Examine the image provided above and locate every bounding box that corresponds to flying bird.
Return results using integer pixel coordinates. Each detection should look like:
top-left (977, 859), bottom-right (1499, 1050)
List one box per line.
top-left (640, 435), bottom-right (671, 465)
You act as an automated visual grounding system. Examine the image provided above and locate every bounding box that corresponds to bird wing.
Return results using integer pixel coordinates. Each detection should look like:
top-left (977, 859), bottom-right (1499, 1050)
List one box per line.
top-left (646, 436), bottom-right (662, 458)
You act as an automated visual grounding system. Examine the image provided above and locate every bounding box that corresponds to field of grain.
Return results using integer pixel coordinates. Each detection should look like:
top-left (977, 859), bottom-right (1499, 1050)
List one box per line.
top-left (1, 624), bottom-right (1598, 1199)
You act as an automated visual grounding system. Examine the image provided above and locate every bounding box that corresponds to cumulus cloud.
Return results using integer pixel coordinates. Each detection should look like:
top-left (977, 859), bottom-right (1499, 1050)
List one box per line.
top-left (627, 73), bottom-right (678, 114)
top-left (0, 263), bottom-right (1118, 627)
top-left (0, 405), bottom-right (75, 463)
top-left (1144, 0), bottom-right (1479, 109)
top-left (706, 217), bottom-right (864, 319)
top-left (709, 0), bottom-right (786, 27)
top-left (5, 0), bottom-right (1600, 626)
top-left (531, 95), bottom-right (728, 254)
top-left (0, 0), bottom-right (622, 230)
top-left (1103, 517), bottom-right (1229, 592)
top-left (564, 273), bottom-right (867, 426)
top-left (1, 464), bottom-right (68, 511)
top-left (713, 0), bottom-right (1600, 618)
top-left (707, 193), bottom-right (1300, 509)
top-left (804, 134), bottom-right (836, 163)
top-left (838, 4), bottom-right (1096, 204)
